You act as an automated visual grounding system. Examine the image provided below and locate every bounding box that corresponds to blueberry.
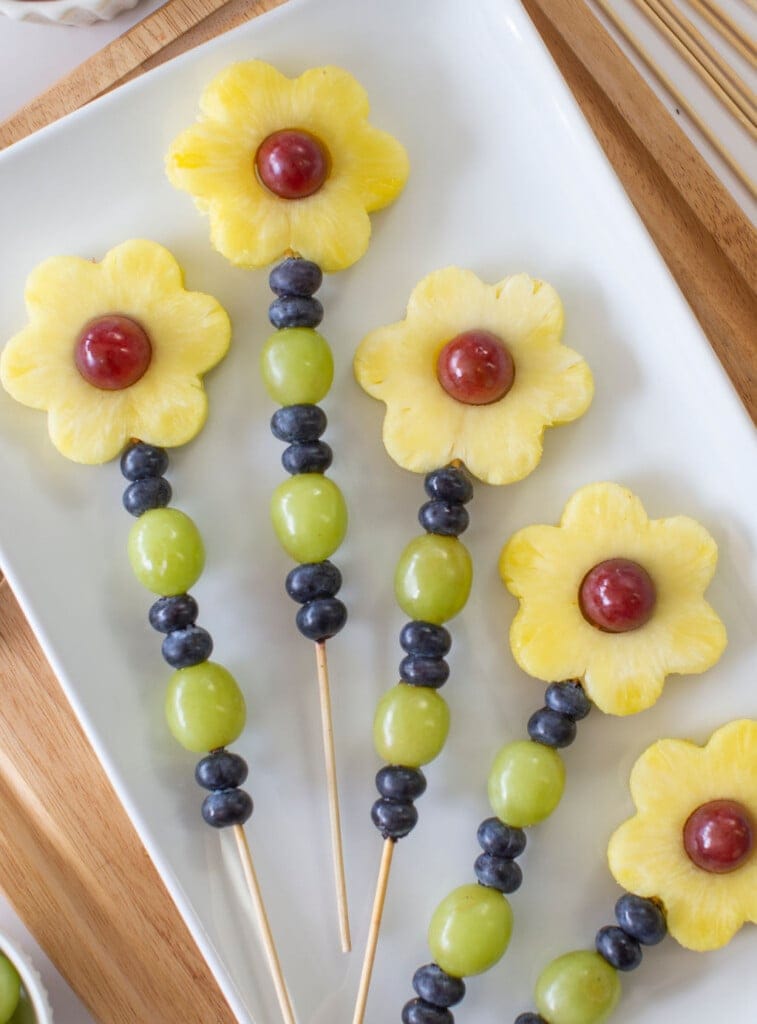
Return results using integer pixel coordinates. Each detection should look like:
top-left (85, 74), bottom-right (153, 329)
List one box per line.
top-left (195, 750), bottom-right (249, 791)
top-left (285, 561), bottom-right (342, 603)
top-left (122, 477), bottom-right (172, 517)
top-left (615, 894), bottom-right (667, 945)
top-left (371, 798), bottom-right (418, 839)
top-left (401, 999), bottom-right (453, 1024)
top-left (201, 789), bottom-right (253, 828)
top-left (375, 766), bottom-right (427, 802)
top-left (399, 655), bottom-right (449, 688)
top-left (418, 500), bottom-right (470, 537)
top-left (161, 626), bottom-right (213, 668)
top-left (270, 404), bottom-right (327, 443)
top-left (269, 295), bottom-right (324, 329)
top-left (544, 680), bottom-right (591, 721)
top-left (514, 1015), bottom-right (547, 1024)
top-left (149, 594), bottom-right (198, 634)
top-left (400, 621), bottom-right (452, 658)
top-left (296, 597), bottom-right (347, 641)
top-left (412, 964), bottom-right (465, 1008)
top-left (527, 707), bottom-right (577, 748)
top-left (596, 925), bottom-right (643, 971)
top-left (474, 853), bottom-right (523, 893)
top-left (120, 442), bottom-right (168, 481)
top-left (477, 818), bottom-right (526, 859)
top-left (281, 441), bottom-right (333, 475)
top-left (424, 467), bottom-right (473, 504)
top-left (269, 257), bottom-right (322, 297)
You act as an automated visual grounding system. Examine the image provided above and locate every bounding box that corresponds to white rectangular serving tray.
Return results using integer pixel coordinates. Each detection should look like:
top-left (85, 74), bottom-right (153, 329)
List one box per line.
top-left (0, 1), bottom-right (755, 1021)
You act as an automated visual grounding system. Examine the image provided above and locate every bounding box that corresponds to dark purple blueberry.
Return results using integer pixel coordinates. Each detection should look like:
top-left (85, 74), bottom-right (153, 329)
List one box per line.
top-left (122, 476), bottom-right (172, 516)
top-left (401, 1000), bottom-right (453, 1024)
top-left (161, 626), bottom-right (213, 668)
top-left (375, 766), bottom-right (427, 802)
top-left (120, 442), bottom-right (168, 480)
top-left (296, 597), bottom-right (347, 641)
top-left (615, 894), bottom-right (667, 945)
top-left (424, 466), bottom-right (473, 504)
top-left (527, 707), bottom-right (577, 748)
top-left (149, 594), bottom-right (198, 634)
top-left (514, 1015), bottom-right (547, 1024)
top-left (269, 257), bottom-right (322, 297)
top-left (544, 680), bottom-right (591, 721)
top-left (371, 798), bottom-right (418, 840)
top-left (477, 818), bottom-right (526, 859)
top-left (400, 621), bottom-right (451, 658)
top-left (281, 441), bottom-right (332, 475)
top-left (399, 655), bottom-right (449, 688)
top-left (269, 295), bottom-right (323, 329)
top-left (201, 789), bottom-right (253, 828)
top-left (418, 500), bottom-right (469, 537)
top-left (474, 853), bottom-right (523, 893)
top-left (596, 925), bottom-right (643, 971)
top-left (270, 405), bottom-right (327, 443)
top-left (285, 561), bottom-right (342, 603)
top-left (412, 964), bottom-right (465, 1008)
top-left (195, 750), bottom-right (249, 791)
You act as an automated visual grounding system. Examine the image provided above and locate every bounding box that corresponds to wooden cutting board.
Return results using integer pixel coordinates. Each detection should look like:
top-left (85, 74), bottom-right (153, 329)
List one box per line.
top-left (0, 2), bottom-right (754, 1023)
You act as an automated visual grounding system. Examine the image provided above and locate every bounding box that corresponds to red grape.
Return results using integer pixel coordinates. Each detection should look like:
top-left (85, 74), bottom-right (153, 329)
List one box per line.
top-left (579, 558), bottom-right (656, 632)
top-left (75, 315), bottom-right (152, 391)
top-left (437, 330), bottom-right (515, 405)
top-left (684, 799), bottom-right (753, 873)
top-left (255, 130), bottom-right (329, 200)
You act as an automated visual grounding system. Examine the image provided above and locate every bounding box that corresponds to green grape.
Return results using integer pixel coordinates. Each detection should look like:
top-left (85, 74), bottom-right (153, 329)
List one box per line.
top-left (0, 953), bottom-right (20, 1024)
top-left (260, 327), bottom-right (334, 405)
top-left (165, 662), bottom-right (246, 753)
top-left (128, 508), bottom-right (204, 596)
top-left (535, 951), bottom-right (621, 1024)
top-left (394, 535), bottom-right (472, 624)
top-left (488, 740), bottom-right (565, 827)
top-left (373, 684), bottom-right (450, 767)
top-left (270, 475), bottom-right (347, 562)
top-left (428, 884), bottom-right (513, 977)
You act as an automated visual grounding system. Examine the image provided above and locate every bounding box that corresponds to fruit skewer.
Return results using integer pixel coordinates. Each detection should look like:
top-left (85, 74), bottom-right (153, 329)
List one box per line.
top-left (351, 268), bottom-right (596, 1022)
top-left (166, 59), bottom-right (409, 951)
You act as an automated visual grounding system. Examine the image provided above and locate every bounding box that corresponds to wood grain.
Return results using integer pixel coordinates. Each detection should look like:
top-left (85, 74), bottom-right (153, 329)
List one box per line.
top-left (0, 1), bottom-right (754, 1021)
top-left (0, 580), bottom-right (235, 1024)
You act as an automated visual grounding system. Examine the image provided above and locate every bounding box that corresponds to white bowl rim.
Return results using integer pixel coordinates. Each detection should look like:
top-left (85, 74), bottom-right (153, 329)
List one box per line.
top-left (0, 933), bottom-right (54, 1024)
top-left (0, 0), bottom-right (140, 22)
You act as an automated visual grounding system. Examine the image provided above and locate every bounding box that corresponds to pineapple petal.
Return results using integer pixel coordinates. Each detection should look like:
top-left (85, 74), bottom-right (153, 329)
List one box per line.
top-left (131, 376), bottom-right (208, 450)
top-left (561, 482), bottom-right (650, 538)
top-left (208, 191), bottom-right (291, 269)
top-left (608, 722), bottom-right (757, 951)
top-left (336, 123), bottom-right (410, 211)
top-left (509, 600), bottom-right (591, 681)
top-left (288, 184), bottom-right (372, 272)
top-left (48, 392), bottom-right (134, 464)
top-left (140, 291), bottom-right (231, 377)
top-left (291, 65), bottom-right (370, 125)
top-left (166, 122), bottom-right (254, 203)
top-left (199, 60), bottom-right (292, 135)
top-left (1, 326), bottom-right (83, 410)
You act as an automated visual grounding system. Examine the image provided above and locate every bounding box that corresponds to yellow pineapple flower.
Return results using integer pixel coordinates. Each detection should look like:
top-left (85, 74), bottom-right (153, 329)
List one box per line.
top-left (500, 482), bottom-right (726, 715)
top-left (166, 61), bottom-right (409, 272)
top-left (354, 268), bottom-right (593, 485)
top-left (0, 240), bottom-right (231, 465)
top-left (608, 720), bottom-right (757, 951)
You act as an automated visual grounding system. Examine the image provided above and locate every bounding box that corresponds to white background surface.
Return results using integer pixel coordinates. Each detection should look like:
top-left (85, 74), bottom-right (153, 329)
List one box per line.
top-left (0, 2), bottom-right (754, 1023)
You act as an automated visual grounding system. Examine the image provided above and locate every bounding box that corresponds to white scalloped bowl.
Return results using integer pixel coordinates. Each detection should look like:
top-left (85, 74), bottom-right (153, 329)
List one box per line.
top-left (0, 934), bottom-right (53, 1024)
top-left (0, 0), bottom-right (140, 25)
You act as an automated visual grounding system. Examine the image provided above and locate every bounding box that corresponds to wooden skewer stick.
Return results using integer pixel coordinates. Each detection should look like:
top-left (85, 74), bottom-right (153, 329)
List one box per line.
top-left (686, 0), bottom-right (757, 64)
top-left (314, 641), bottom-right (352, 953)
top-left (632, 0), bottom-right (757, 136)
top-left (591, 0), bottom-right (757, 198)
top-left (352, 838), bottom-right (396, 1024)
top-left (233, 825), bottom-right (297, 1024)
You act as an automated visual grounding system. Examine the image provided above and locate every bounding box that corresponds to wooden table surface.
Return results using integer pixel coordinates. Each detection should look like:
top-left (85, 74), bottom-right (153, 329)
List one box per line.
top-left (0, 1), bottom-right (754, 1022)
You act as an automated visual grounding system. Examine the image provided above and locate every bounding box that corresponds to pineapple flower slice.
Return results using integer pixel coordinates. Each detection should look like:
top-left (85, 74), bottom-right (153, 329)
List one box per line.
top-left (500, 482), bottom-right (727, 715)
top-left (0, 240), bottom-right (231, 465)
top-left (608, 720), bottom-right (757, 951)
top-left (166, 61), bottom-right (409, 272)
top-left (354, 268), bottom-right (594, 484)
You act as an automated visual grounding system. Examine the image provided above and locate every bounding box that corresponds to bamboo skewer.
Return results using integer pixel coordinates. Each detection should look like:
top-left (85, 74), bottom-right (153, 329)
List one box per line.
top-left (632, 0), bottom-right (757, 136)
top-left (233, 825), bottom-right (298, 1024)
top-left (352, 838), bottom-right (395, 1024)
top-left (591, 0), bottom-right (757, 197)
top-left (686, 0), bottom-right (757, 63)
top-left (315, 641), bottom-right (352, 953)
